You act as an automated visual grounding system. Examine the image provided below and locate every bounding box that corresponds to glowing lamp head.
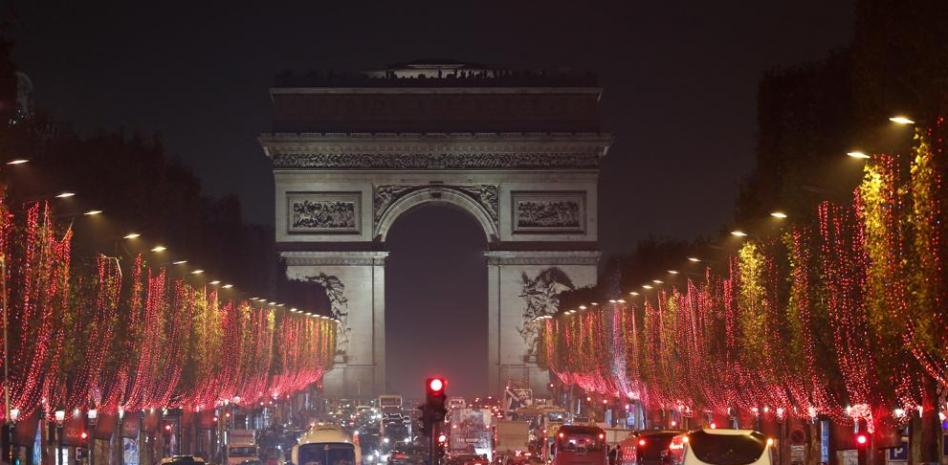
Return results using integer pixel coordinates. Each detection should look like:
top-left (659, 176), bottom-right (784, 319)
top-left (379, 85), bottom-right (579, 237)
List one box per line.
top-left (856, 434), bottom-right (868, 446)
top-left (164, 424), bottom-right (172, 432)
top-left (8, 408), bottom-right (19, 422)
top-left (766, 438), bottom-right (774, 447)
top-left (80, 432), bottom-right (88, 440)
top-left (54, 410), bottom-right (66, 423)
top-left (709, 422), bottom-right (717, 429)
top-left (889, 116), bottom-right (914, 125)
top-left (438, 434), bottom-right (447, 443)
top-left (428, 378), bottom-right (444, 393)
top-left (88, 408), bottom-right (97, 420)
top-left (638, 439), bottom-right (647, 447)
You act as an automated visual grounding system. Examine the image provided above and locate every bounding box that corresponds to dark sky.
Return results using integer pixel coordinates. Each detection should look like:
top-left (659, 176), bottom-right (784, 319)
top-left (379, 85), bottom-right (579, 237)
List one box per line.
top-left (9, 0), bottom-right (854, 396)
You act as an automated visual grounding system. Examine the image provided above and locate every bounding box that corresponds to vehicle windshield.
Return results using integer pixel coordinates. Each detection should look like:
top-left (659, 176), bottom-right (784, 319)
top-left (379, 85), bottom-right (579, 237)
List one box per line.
top-left (230, 447), bottom-right (257, 457)
top-left (687, 431), bottom-right (767, 465)
top-left (299, 443), bottom-right (357, 465)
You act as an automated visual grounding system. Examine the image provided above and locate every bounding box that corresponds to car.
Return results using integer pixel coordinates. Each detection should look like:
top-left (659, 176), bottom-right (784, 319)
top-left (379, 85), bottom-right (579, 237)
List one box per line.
top-left (624, 430), bottom-right (681, 465)
top-left (669, 429), bottom-right (771, 465)
top-left (160, 456), bottom-right (207, 465)
top-left (552, 425), bottom-right (608, 465)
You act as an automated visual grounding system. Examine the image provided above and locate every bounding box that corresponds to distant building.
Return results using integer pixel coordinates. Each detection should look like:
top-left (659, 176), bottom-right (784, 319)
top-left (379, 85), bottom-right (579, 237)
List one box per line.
top-left (10, 71), bottom-right (32, 124)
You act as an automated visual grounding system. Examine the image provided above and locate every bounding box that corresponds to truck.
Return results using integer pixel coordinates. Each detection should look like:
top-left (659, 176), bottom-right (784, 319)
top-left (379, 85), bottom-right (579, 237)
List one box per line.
top-left (494, 420), bottom-right (531, 457)
top-left (448, 408), bottom-right (493, 460)
top-left (226, 429), bottom-right (258, 465)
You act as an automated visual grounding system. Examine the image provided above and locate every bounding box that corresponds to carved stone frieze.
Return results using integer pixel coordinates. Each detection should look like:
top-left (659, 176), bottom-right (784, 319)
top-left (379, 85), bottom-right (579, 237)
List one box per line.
top-left (272, 152), bottom-right (600, 170)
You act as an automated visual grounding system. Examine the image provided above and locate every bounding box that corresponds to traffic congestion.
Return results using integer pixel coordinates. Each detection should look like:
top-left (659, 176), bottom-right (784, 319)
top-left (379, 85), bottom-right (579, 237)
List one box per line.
top-left (163, 381), bottom-right (774, 465)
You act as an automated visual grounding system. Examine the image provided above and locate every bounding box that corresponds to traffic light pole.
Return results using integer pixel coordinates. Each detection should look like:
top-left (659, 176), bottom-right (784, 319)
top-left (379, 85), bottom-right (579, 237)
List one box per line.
top-left (429, 424), bottom-right (435, 465)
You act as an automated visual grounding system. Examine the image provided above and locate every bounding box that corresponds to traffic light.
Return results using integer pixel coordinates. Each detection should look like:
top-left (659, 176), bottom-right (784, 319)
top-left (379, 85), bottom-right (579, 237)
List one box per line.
top-left (855, 433), bottom-right (868, 446)
top-left (419, 377), bottom-right (447, 437)
top-left (425, 377), bottom-right (447, 422)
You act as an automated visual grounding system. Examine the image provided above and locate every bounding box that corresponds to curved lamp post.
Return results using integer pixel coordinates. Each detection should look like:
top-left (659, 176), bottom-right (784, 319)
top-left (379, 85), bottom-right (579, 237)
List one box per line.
top-left (87, 409), bottom-right (97, 465)
top-left (53, 409), bottom-right (65, 465)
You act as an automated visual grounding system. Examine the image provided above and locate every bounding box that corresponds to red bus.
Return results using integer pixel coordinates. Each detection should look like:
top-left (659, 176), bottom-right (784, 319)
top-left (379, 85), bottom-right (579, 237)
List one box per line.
top-left (552, 425), bottom-right (608, 465)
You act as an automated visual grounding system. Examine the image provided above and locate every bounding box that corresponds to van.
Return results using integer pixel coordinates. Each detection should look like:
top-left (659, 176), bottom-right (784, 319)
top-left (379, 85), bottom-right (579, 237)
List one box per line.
top-left (552, 425), bottom-right (608, 465)
top-left (291, 424), bottom-right (361, 465)
top-left (669, 429), bottom-right (771, 465)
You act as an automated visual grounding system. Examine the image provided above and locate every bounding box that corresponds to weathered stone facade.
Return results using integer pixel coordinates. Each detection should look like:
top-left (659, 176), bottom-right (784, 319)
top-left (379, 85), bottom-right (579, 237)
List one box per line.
top-left (261, 62), bottom-right (610, 396)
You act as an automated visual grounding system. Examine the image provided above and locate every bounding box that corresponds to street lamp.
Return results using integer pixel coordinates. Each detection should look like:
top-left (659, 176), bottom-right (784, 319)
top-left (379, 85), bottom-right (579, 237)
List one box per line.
top-left (888, 115), bottom-right (914, 125)
top-left (1, 254), bottom-right (9, 464)
top-left (54, 409), bottom-right (65, 465)
top-left (5, 407), bottom-right (17, 464)
top-left (87, 409), bottom-right (97, 465)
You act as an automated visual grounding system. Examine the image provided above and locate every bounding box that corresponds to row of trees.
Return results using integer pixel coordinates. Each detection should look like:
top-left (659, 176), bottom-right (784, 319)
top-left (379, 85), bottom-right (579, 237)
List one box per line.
top-left (0, 197), bottom-right (337, 422)
top-left (539, 121), bottom-right (946, 437)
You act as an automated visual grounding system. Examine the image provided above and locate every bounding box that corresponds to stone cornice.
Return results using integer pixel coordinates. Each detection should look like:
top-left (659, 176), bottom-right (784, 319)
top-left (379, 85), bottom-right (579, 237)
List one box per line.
top-left (271, 87), bottom-right (603, 95)
top-left (260, 132), bottom-right (612, 156)
top-left (260, 132), bottom-right (612, 170)
top-left (282, 251), bottom-right (389, 266)
top-left (484, 250), bottom-right (600, 266)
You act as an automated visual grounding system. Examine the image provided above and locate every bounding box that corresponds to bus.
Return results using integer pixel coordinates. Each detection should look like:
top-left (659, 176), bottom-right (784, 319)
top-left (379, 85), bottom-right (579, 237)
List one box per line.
top-left (292, 425), bottom-right (361, 465)
top-left (552, 425), bottom-right (608, 465)
top-left (378, 395), bottom-right (403, 414)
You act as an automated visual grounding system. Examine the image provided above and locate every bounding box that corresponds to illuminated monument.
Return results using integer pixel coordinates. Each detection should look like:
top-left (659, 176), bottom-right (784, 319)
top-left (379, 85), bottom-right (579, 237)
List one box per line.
top-left (260, 61), bottom-right (610, 396)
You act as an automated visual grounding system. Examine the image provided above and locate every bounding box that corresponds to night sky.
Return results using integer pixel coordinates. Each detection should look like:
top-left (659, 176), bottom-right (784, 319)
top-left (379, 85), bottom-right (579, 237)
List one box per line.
top-left (10, 0), bottom-right (854, 396)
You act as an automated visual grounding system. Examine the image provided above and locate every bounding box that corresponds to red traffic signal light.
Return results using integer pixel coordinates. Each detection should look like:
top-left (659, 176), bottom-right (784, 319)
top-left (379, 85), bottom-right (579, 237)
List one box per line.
top-left (80, 432), bottom-right (88, 440)
top-left (164, 424), bottom-right (172, 432)
top-left (427, 377), bottom-right (445, 395)
top-left (438, 434), bottom-right (448, 444)
top-left (856, 433), bottom-right (868, 446)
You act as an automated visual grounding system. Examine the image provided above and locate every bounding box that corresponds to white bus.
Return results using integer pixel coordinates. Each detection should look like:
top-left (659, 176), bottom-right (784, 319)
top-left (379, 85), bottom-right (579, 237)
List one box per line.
top-left (377, 395), bottom-right (403, 413)
top-left (292, 425), bottom-right (361, 465)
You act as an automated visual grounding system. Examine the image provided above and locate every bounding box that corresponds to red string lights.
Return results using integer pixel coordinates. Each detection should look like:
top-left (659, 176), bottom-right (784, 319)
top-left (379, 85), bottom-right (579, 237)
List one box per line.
top-left (538, 119), bottom-right (947, 429)
top-left (0, 200), bottom-right (336, 422)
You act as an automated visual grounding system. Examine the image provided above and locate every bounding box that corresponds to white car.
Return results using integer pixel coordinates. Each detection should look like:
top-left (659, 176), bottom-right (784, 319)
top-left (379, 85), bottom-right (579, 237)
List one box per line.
top-left (669, 429), bottom-right (771, 465)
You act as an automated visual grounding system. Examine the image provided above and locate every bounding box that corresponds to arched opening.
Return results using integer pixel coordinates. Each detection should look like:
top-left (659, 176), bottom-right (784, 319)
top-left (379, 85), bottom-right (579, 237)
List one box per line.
top-left (385, 203), bottom-right (488, 396)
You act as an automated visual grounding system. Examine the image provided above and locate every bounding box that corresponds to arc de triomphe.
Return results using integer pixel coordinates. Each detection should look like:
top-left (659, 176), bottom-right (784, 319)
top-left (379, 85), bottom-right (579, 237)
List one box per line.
top-left (260, 62), bottom-right (611, 397)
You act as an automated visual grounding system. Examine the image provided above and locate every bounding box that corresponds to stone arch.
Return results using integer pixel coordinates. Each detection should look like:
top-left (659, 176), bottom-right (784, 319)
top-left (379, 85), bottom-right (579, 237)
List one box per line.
top-left (374, 186), bottom-right (500, 242)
